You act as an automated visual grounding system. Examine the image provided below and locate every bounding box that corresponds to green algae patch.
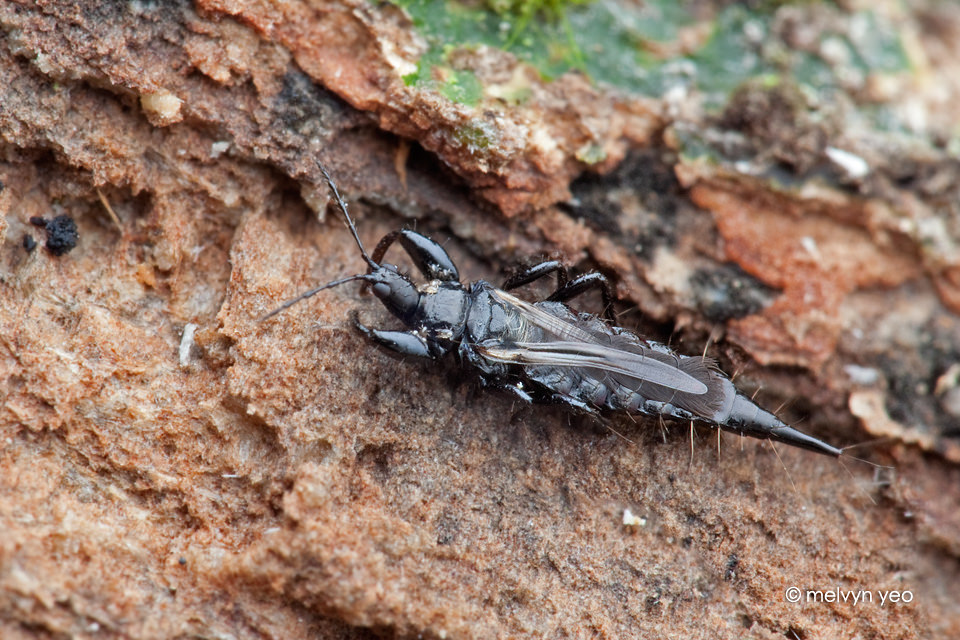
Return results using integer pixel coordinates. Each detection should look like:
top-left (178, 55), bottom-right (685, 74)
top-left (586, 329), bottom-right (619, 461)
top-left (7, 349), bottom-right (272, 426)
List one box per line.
top-left (395, 0), bottom-right (911, 108)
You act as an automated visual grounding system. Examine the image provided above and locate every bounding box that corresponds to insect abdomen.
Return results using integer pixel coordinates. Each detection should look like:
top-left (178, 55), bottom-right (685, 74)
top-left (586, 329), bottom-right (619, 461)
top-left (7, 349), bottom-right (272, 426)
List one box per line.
top-left (505, 303), bottom-right (842, 456)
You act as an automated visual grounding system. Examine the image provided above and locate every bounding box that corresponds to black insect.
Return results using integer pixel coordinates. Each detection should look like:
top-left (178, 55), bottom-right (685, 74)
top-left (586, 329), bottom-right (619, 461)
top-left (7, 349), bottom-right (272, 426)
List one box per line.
top-left (262, 163), bottom-right (841, 457)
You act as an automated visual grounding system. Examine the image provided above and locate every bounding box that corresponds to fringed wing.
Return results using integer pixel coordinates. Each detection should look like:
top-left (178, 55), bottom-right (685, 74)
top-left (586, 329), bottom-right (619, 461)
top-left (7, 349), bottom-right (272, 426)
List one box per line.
top-left (487, 289), bottom-right (727, 416)
top-left (478, 341), bottom-right (708, 396)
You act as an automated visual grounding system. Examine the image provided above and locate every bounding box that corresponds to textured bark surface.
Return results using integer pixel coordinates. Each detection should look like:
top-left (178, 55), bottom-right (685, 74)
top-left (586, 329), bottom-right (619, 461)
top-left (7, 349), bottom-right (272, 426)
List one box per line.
top-left (1, 1), bottom-right (959, 639)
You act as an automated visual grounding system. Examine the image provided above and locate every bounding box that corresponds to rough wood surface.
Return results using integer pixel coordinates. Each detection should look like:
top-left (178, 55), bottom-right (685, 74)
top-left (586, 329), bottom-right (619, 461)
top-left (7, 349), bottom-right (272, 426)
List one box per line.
top-left (2, 1), bottom-right (958, 638)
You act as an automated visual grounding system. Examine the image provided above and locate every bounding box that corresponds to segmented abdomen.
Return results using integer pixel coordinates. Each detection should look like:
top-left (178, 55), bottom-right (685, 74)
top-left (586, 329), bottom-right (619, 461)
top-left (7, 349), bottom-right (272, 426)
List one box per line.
top-left (469, 286), bottom-right (841, 456)
top-left (517, 301), bottom-right (723, 420)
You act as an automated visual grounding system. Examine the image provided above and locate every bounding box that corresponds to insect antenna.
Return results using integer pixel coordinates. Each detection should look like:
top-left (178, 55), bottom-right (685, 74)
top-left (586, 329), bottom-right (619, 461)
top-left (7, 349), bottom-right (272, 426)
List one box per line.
top-left (259, 274), bottom-right (370, 321)
top-left (259, 163), bottom-right (384, 322)
top-left (316, 161), bottom-right (378, 271)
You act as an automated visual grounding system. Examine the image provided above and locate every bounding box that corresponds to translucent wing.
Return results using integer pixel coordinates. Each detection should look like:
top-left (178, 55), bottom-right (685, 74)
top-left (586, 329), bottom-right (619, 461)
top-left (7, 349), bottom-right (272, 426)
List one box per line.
top-left (485, 290), bottom-right (716, 399)
top-left (478, 341), bottom-right (708, 396)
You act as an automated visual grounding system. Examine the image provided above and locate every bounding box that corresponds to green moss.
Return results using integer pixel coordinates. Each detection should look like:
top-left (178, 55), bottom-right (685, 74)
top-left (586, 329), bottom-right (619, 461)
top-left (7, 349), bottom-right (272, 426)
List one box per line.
top-left (454, 118), bottom-right (499, 152)
top-left (395, 0), bottom-right (595, 81)
top-left (394, 0), bottom-right (911, 109)
top-left (392, 0), bottom-right (920, 164)
top-left (440, 67), bottom-right (484, 106)
top-left (402, 46), bottom-right (483, 106)
top-left (483, 0), bottom-right (591, 19)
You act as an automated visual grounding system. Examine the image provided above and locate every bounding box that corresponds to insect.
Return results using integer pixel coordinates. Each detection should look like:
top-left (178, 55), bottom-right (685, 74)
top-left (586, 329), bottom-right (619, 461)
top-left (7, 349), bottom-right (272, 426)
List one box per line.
top-left (261, 163), bottom-right (842, 458)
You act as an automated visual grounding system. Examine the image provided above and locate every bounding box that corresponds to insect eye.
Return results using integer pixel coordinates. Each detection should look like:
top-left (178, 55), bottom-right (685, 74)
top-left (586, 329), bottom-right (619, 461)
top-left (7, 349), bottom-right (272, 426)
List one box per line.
top-left (371, 282), bottom-right (391, 298)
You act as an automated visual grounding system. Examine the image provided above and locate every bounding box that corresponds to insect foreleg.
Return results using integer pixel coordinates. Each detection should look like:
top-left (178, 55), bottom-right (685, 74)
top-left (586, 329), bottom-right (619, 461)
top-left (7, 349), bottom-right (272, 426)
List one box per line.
top-left (371, 230), bottom-right (402, 269)
top-left (352, 312), bottom-right (434, 358)
top-left (546, 272), bottom-right (615, 322)
top-left (373, 229), bottom-right (460, 282)
top-left (360, 327), bottom-right (434, 358)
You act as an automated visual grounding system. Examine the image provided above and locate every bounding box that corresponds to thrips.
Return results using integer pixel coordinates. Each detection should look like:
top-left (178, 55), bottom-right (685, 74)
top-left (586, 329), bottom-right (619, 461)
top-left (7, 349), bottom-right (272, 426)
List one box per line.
top-left (261, 163), bottom-right (841, 457)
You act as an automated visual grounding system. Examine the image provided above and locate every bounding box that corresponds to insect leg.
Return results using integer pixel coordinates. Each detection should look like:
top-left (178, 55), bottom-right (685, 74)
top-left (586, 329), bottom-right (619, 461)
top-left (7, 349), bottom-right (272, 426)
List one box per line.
top-left (493, 382), bottom-right (535, 404)
top-left (373, 229), bottom-right (460, 282)
top-left (502, 264), bottom-right (612, 319)
top-left (502, 260), bottom-right (569, 291)
top-left (547, 272), bottom-right (616, 322)
top-left (547, 392), bottom-right (601, 417)
top-left (353, 312), bottom-right (434, 358)
top-left (371, 230), bottom-right (402, 267)
top-left (400, 230), bottom-right (459, 281)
